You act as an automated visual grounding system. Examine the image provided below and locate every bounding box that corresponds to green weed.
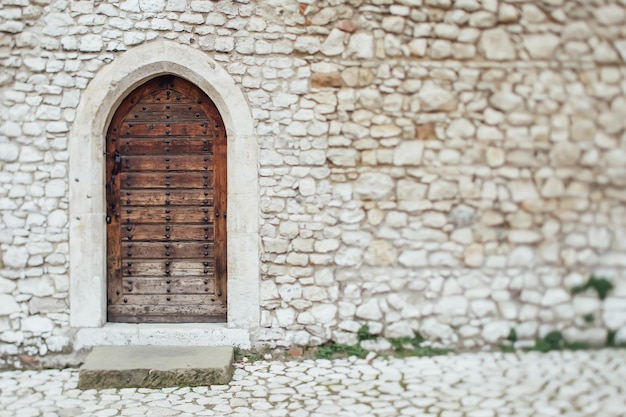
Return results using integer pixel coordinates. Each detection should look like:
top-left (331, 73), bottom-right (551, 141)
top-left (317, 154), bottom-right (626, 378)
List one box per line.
top-left (315, 343), bottom-right (368, 360)
top-left (572, 275), bottom-right (614, 300)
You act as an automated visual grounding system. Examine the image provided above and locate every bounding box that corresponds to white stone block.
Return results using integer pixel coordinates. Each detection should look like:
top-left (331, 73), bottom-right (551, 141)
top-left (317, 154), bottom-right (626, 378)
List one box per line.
top-left (470, 11), bottom-right (496, 28)
top-left (311, 304), bottom-right (337, 324)
top-left (427, 179), bottom-right (458, 200)
top-left (365, 240), bottom-right (397, 266)
top-left (327, 148), bottom-right (358, 167)
top-left (417, 82), bottom-right (457, 112)
top-left (79, 34), bottom-right (103, 52)
top-left (470, 299), bottom-right (496, 317)
top-left (489, 91), bottom-right (523, 112)
top-left (0, 142), bottom-right (19, 162)
top-left (508, 230), bottom-right (542, 244)
top-left (393, 141), bottom-right (424, 166)
top-left (335, 247), bottom-right (362, 266)
top-left (541, 288), bottom-right (570, 306)
top-left (299, 150), bottom-right (326, 166)
top-left (550, 142), bottom-right (581, 166)
top-left (355, 299), bottom-right (382, 321)
top-left (604, 297), bottom-right (626, 329)
top-left (0, 295), bottom-right (21, 316)
top-left (46, 335), bottom-right (71, 353)
top-left (477, 125), bottom-right (503, 141)
top-left (508, 180), bottom-right (539, 202)
top-left (523, 33), bottom-right (560, 60)
top-left (314, 239), bottom-right (340, 253)
top-left (398, 250), bottom-right (427, 267)
top-left (46, 122), bottom-right (69, 133)
top-left (260, 279), bottom-right (278, 301)
top-left (507, 246), bottom-right (535, 267)
top-left (275, 308), bottom-right (296, 327)
top-left (125, 31), bottom-right (147, 46)
top-left (278, 283), bottom-right (301, 303)
top-left (21, 315), bottom-right (54, 333)
top-left (355, 172), bottom-right (394, 200)
top-left (345, 32), bottom-right (375, 59)
top-left (139, 0), bottom-right (165, 13)
top-left (294, 36), bottom-right (320, 54)
top-left (45, 179), bottom-right (66, 198)
top-left (479, 28), bottom-right (516, 60)
top-left (408, 39), bottom-right (427, 57)
top-left (3, 246), bottom-right (29, 268)
top-left (481, 321), bottom-right (510, 343)
top-left (215, 37), bottom-right (234, 52)
top-left (594, 5), bottom-right (626, 26)
top-left (320, 29), bottom-right (346, 56)
top-left (420, 317), bottom-right (454, 341)
top-left (464, 244), bottom-right (484, 267)
top-left (435, 295), bottom-right (469, 316)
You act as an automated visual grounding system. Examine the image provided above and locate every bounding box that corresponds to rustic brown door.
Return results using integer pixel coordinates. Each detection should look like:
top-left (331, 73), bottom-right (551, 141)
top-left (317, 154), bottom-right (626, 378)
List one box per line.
top-left (106, 75), bottom-right (227, 323)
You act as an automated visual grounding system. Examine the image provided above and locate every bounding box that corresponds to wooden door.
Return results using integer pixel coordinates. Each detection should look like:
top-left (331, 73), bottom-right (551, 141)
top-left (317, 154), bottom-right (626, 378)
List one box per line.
top-left (106, 75), bottom-right (227, 323)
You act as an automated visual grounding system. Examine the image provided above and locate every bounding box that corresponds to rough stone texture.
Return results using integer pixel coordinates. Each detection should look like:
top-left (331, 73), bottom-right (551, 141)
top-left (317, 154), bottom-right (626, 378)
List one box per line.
top-left (1, 0), bottom-right (626, 365)
top-left (78, 346), bottom-right (234, 389)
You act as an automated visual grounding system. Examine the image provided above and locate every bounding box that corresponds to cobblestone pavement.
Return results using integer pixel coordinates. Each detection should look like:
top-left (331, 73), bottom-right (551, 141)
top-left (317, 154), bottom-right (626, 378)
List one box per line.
top-left (1, 349), bottom-right (625, 417)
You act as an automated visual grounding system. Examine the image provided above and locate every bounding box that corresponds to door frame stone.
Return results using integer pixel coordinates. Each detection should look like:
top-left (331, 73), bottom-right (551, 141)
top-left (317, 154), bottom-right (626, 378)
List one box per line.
top-left (68, 40), bottom-right (259, 346)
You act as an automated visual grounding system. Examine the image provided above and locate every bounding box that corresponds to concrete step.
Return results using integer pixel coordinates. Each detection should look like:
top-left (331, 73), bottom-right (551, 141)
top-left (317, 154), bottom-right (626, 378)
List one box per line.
top-left (78, 346), bottom-right (234, 389)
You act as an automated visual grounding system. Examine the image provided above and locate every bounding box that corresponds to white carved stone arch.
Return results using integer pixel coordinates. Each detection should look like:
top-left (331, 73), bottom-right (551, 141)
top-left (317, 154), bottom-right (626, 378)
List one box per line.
top-left (69, 40), bottom-right (259, 348)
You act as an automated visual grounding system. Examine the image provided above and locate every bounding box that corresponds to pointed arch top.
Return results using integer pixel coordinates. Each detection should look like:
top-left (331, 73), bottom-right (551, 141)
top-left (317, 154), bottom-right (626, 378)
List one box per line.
top-left (72, 40), bottom-right (253, 144)
top-left (69, 40), bottom-right (259, 339)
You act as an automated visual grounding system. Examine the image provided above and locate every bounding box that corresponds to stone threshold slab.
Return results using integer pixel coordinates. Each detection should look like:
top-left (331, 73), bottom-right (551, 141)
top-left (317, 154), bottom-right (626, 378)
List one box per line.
top-left (78, 346), bottom-right (234, 389)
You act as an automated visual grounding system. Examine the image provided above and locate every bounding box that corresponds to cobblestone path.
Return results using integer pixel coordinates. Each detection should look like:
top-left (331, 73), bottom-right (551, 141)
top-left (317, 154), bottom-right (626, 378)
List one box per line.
top-left (1, 350), bottom-right (625, 417)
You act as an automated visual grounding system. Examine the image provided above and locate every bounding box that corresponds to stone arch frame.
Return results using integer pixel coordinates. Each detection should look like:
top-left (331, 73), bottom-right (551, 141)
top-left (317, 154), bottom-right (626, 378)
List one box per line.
top-left (69, 40), bottom-right (259, 342)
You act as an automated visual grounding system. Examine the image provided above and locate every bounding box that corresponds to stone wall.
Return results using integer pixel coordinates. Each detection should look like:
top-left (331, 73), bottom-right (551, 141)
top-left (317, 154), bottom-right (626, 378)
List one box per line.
top-left (1, 0), bottom-right (626, 365)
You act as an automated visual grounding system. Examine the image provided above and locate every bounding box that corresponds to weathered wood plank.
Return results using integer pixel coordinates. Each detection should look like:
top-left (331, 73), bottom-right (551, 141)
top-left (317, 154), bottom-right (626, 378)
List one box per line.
top-left (122, 277), bottom-right (215, 295)
top-left (108, 304), bottom-right (226, 323)
top-left (122, 224), bottom-right (214, 242)
top-left (124, 113), bottom-right (214, 123)
top-left (123, 261), bottom-right (214, 277)
top-left (118, 138), bottom-right (213, 155)
top-left (122, 242), bottom-right (214, 259)
top-left (108, 312), bottom-right (226, 324)
top-left (121, 172), bottom-right (213, 189)
top-left (118, 123), bottom-right (221, 137)
top-left (121, 207), bottom-right (214, 224)
top-left (120, 190), bottom-right (213, 206)
top-left (127, 102), bottom-right (206, 114)
top-left (122, 155), bottom-right (214, 172)
top-left (120, 294), bottom-right (221, 304)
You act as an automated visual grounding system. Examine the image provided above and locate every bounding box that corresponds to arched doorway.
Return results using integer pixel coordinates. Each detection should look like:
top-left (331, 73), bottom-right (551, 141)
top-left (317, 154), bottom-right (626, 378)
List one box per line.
top-left (69, 41), bottom-right (258, 347)
top-left (106, 75), bottom-right (227, 323)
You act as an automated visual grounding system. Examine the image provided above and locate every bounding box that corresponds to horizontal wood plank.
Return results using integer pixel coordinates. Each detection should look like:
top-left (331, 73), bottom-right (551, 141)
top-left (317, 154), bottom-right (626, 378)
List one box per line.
top-left (123, 261), bottom-right (214, 277)
top-left (108, 313), bottom-right (226, 323)
top-left (122, 242), bottom-right (214, 259)
top-left (122, 277), bottom-right (215, 295)
top-left (111, 294), bottom-right (222, 305)
top-left (122, 224), bottom-right (214, 242)
top-left (118, 123), bottom-right (221, 137)
top-left (108, 303), bottom-right (226, 323)
top-left (122, 155), bottom-right (214, 171)
top-left (128, 102), bottom-right (206, 114)
top-left (121, 207), bottom-right (214, 224)
top-left (120, 190), bottom-right (213, 206)
top-left (121, 172), bottom-right (213, 189)
top-left (118, 138), bottom-right (213, 155)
